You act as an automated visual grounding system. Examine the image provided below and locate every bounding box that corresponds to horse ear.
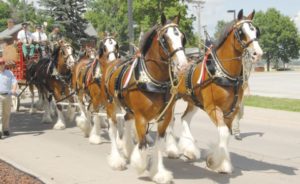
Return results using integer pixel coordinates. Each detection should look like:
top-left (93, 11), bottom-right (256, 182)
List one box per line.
top-left (247, 10), bottom-right (256, 20)
top-left (161, 13), bottom-right (167, 25)
top-left (173, 12), bottom-right (181, 24)
top-left (237, 9), bottom-right (244, 20)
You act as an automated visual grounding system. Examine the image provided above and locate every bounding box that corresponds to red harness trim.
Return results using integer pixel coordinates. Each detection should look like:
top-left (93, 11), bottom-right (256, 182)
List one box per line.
top-left (200, 45), bottom-right (213, 83)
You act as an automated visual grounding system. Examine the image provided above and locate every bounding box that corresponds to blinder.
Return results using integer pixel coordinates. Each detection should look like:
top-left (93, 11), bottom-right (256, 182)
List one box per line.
top-left (255, 26), bottom-right (261, 39)
top-left (233, 23), bottom-right (259, 49)
top-left (158, 25), bottom-right (186, 60)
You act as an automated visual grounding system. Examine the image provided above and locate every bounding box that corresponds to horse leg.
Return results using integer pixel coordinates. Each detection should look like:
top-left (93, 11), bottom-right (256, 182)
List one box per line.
top-left (65, 96), bottom-right (76, 124)
top-left (150, 108), bottom-right (174, 184)
top-left (88, 114), bottom-right (102, 144)
top-left (130, 114), bottom-right (148, 174)
top-left (53, 88), bottom-right (66, 130)
top-left (165, 102), bottom-right (179, 159)
top-left (118, 113), bottom-right (134, 159)
top-left (178, 103), bottom-right (200, 160)
top-left (206, 107), bottom-right (233, 173)
top-left (107, 103), bottom-right (126, 170)
top-left (75, 95), bottom-right (91, 137)
top-left (35, 89), bottom-right (43, 110)
top-left (41, 92), bottom-right (52, 123)
top-left (29, 84), bottom-right (36, 113)
top-left (53, 103), bottom-right (66, 130)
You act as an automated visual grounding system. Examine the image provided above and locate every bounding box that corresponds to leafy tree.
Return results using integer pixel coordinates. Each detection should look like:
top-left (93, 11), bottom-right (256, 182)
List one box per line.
top-left (214, 20), bottom-right (228, 40)
top-left (85, 0), bottom-right (197, 47)
top-left (254, 8), bottom-right (300, 71)
top-left (39, 0), bottom-right (89, 49)
top-left (0, 1), bottom-right (12, 31)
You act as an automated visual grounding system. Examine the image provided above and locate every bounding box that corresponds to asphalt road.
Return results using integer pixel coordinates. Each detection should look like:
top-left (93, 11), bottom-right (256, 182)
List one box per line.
top-left (249, 71), bottom-right (300, 99)
top-left (0, 101), bottom-right (299, 184)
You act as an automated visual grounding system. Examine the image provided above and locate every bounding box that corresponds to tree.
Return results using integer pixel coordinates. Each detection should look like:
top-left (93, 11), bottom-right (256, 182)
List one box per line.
top-left (85, 0), bottom-right (197, 47)
top-left (254, 8), bottom-right (300, 71)
top-left (0, 1), bottom-right (12, 31)
top-left (214, 20), bottom-right (228, 40)
top-left (39, 0), bottom-right (89, 49)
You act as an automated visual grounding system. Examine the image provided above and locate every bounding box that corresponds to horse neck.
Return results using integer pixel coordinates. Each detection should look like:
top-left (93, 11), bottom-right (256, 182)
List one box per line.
top-left (144, 41), bottom-right (170, 82)
top-left (216, 35), bottom-right (243, 77)
top-left (57, 51), bottom-right (69, 74)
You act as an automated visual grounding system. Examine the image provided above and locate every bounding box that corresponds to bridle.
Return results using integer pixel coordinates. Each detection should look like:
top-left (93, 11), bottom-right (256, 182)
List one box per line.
top-left (101, 36), bottom-right (119, 59)
top-left (60, 43), bottom-right (75, 69)
top-left (157, 23), bottom-right (186, 62)
top-left (233, 20), bottom-right (260, 49)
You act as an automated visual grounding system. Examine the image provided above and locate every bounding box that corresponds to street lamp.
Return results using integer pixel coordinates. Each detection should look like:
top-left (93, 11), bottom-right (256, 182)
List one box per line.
top-left (227, 10), bottom-right (236, 21)
top-left (186, 0), bottom-right (205, 38)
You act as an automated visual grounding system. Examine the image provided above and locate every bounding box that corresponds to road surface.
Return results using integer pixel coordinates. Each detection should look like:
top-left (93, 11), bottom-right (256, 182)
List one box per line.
top-left (0, 101), bottom-right (299, 184)
top-left (249, 71), bottom-right (300, 99)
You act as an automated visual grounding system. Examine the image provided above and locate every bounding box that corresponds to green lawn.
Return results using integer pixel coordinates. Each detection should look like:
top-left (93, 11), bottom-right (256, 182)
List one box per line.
top-left (244, 95), bottom-right (300, 112)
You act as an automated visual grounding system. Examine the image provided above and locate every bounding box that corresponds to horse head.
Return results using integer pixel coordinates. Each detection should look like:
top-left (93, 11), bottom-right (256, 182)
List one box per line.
top-left (58, 40), bottom-right (76, 69)
top-left (144, 13), bottom-right (188, 75)
top-left (98, 33), bottom-right (119, 62)
top-left (230, 9), bottom-right (263, 63)
top-left (85, 47), bottom-right (97, 60)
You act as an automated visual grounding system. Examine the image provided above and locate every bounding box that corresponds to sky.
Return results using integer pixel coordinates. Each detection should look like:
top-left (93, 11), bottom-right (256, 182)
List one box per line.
top-left (187, 0), bottom-right (300, 36)
top-left (28, 0), bottom-right (300, 36)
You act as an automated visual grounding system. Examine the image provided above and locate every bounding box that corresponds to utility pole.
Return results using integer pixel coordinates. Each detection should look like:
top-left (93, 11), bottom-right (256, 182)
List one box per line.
top-left (23, 0), bottom-right (27, 22)
top-left (187, 0), bottom-right (205, 38)
top-left (127, 0), bottom-right (134, 54)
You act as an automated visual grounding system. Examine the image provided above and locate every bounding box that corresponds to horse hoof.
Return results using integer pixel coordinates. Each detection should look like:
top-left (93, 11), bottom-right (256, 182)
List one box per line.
top-left (53, 123), bottom-right (66, 130)
top-left (29, 108), bottom-right (36, 114)
top-left (130, 146), bottom-right (147, 175)
top-left (108, 154), bottom-right (127, 171)
top-left (166, 146), bottom-right (180, 159)
top-left (182, 149), bottom-right (199, 161)
top-left (89, 135), bottom-right (102, 145)
top-left (151, 169), bottom-right (173, 184)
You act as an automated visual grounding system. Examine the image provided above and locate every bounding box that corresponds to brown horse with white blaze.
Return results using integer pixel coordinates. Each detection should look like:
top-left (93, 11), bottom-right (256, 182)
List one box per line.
top-left (36, 40), bottom-right (76, 129)
top-left (72, 34), bottom-right (119, 144)
top-left (165, 10), bottom-right (263, 173)
top-left (104, 14), bottom-right (188, 183)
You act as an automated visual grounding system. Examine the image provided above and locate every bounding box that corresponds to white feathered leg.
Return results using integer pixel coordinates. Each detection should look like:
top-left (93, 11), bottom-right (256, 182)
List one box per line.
top-left (178, 107), bottom-right (200, 160)
top-left (75, 99), bottom-right (91, 137)
top-left (206, 125), bottom-right (233, 173)
top-left (108, 118), bottom-right (127, 170)
top-left (165, 117), bottom-right (179, 159)
top-left (120, 119), bottom-right (134, 159)
top-left (130, 144), bottom-right (147, 175)
top-left (89, 114), bottom-right (102, 144)
top-left (41, 98), bottom-right (52, 123)
top-left (53, 106), bottom-right (66, 130)
top-left (150, 136), bottom-right (173, 184)
top-left (29, 90), bottom-right (36, 113)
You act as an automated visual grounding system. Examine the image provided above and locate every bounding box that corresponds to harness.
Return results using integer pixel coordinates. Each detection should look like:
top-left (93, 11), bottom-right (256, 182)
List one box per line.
top-left (184, 20), bottom-right (257, 118)
top-left (107, 23), bottom-right (185, 121)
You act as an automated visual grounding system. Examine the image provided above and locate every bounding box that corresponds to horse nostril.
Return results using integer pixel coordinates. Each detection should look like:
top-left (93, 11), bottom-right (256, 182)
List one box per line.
top-left (253, 52), bottom-right (257, 56)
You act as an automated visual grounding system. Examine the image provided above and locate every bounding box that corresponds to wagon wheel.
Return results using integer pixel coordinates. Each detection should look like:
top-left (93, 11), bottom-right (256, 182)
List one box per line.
top-left (12, 95), bottom-right (20, 112)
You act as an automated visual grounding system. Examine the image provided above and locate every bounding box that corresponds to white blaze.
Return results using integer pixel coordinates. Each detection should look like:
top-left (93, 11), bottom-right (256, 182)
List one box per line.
top-left (242, 23), bottom-right (263, 61)
top-left (105, 39), bottom-right (117, 61)
top-left (165, 27), bottom-right (188, 68)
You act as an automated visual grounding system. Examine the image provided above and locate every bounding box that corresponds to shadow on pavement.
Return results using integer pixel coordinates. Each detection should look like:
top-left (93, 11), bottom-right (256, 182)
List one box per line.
top-left (139, 149), bottom-right (297, 183)
top-left (240, 132), bottom-right (264, 139)
top-left (9, 112), bottom-right (52, 137)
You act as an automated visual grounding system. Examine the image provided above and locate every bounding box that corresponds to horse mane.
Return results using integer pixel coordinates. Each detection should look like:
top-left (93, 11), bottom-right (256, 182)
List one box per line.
top-left (139, 24), bottom-right (160, 56)
top-left (214, 20), bottom-right (236, 49)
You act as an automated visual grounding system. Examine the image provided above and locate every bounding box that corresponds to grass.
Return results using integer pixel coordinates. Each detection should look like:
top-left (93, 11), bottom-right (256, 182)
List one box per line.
top-left (244, 95), bottom-right (300, 112)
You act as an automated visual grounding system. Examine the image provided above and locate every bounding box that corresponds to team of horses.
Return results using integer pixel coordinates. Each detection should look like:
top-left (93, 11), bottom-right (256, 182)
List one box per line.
top-left (24, 10), bottom-right (262, 184)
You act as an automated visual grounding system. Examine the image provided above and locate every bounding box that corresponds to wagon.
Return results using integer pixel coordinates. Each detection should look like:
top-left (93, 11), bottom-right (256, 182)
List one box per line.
top-left (6, 43), bottom-right (39, 111)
